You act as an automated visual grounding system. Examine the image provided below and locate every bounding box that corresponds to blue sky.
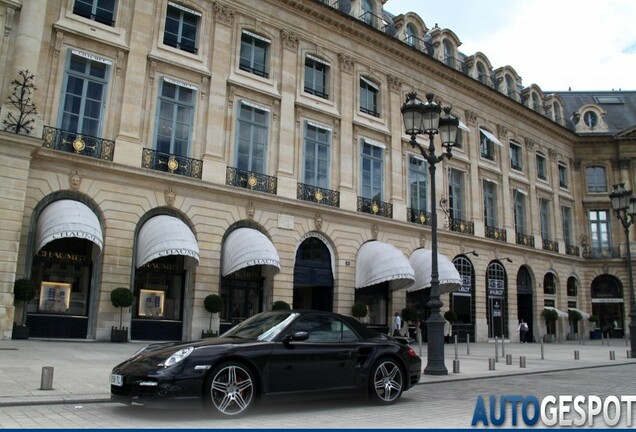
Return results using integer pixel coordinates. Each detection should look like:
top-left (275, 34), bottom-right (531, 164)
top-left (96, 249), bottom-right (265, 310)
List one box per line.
top-left (385, 0), bottom-right (636, 91)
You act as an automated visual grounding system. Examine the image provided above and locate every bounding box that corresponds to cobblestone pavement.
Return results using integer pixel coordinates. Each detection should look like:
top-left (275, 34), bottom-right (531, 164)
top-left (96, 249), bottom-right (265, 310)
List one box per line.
top-left (1, 364), bottom-right (634, 429)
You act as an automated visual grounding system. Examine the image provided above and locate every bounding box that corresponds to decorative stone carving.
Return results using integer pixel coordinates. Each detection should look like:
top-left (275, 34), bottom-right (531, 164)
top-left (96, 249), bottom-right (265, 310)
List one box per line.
top-left (314, 213), bottom-right (322, 231)
top-left (281, 29), bottom-right (299, 50)
top-left (497, 124), bottom-right (508, 138)
top-left (69, 170), bottom-right (81, 191)
top-left (338, 53), bottom-right (354, 74)
top-left (164, 187), bottom-right (176, 207)
top-left (524, 137), bottom-right (536, 150)
top-left (214, 2), bottom-right (235, 25)
top-left (371, 224), bottom-right (378, 240)
top-left (548, 149), bottom-right (558, 159)
top-left (388, 75), bottom-right (402, 93)
top-left (246, 201), bottom-right (255, 220)
top-left (464, 110), bottom-right (478, 126)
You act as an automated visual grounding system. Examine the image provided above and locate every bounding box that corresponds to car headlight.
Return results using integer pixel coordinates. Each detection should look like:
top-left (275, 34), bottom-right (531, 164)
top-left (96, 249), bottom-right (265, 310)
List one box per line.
top-left (161, 346), bottom-right (194, 367)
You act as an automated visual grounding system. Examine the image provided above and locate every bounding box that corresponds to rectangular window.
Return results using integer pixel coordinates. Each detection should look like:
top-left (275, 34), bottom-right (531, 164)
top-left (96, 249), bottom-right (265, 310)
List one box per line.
top-left (409, 155), bottom-right (428, 212)
top-left (155, 79), bottom-right (195, 156)
top-left (73, 0), bottom-right (116, 26)
top-left (586, 166), bottom-right (607, 193)
top-left (562, 205), bottom-right (573, 245)
top-left (514, 190), bottom-right (526, 235)
top-left (540, 198), bottom-right (551, 239)
top-left (448, 168), bottom-right (464, 220)
top-left (589, 210), bottom-right (611, 252)
top-left (479, 129), bottom-right (496, 160)
top-left (236, 101), bottom-right (269, 173)
top-left (303, 122), bottom-right (331, 188)
top-left (240, 31), bottom-right (270, 78)
top-left (536, 153), bottom-right (547, 180)
top-left (163, 3), bottom-right (199, 54)
top-left (510, 142), bottom-right (523, 171)
top-left (304, 56), bottom-right (329, 99)
top-left (483, 180), bottom-right (498, 227)
top-left (59, 51), bottom-right (110, 137)
top-left (360, 141), bottom-right (383, 201)
top-left (359, 77), bottom-right (379, 117)
top-left (558, 163), bottom-right (568, 188)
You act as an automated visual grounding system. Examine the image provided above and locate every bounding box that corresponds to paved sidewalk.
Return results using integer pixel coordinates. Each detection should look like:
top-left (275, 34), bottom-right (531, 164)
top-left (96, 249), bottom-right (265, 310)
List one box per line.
top-left (0, 337), bottom-right (634, 407)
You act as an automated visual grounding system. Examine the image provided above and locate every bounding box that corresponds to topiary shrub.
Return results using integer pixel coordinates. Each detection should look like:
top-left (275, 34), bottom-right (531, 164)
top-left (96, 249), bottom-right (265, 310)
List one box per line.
top-left (351, 303), bottom-right (368, 319)
top-left (589, 314), bottom-right (600, 328)
top-left (13, 278), bottom-right (36, 326)
top-left (272, 300), bottom-right (291, 311)
top-left (444, 310), bottom-right (458, 323)
top-left (401, 307), bottom-right (419, 324)
top-left (204, 294), bottom-right (223, 331)
top-left (111, 287), bottom-right (134, 329)
top-left (541, 308), bottom-right (559, 323)
top-left (568, 309), bottom-right (582, 323)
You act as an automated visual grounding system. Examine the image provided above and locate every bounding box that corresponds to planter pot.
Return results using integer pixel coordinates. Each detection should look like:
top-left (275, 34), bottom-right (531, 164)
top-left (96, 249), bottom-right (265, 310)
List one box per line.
top-left (589, 329), bottom-right (602, 340)
top-left (201, 330), bottom-right (217, 339)
top-left (543, 334), bottom-right (556, 343)
top-left (12, 324), bottom-right (29, 340)
top-left (111, 327), bottom-right (128, 342)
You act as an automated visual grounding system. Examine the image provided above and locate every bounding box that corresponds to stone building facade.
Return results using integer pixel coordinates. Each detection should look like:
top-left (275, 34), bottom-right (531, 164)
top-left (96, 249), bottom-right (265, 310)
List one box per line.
top-left (0, 0), bottom-right (634, 342)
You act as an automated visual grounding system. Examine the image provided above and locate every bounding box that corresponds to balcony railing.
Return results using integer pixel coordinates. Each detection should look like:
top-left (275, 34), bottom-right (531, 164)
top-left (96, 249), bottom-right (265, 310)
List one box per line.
top-left (297, 183), bottom-right (339, 207)
top-left (485, 225), bottom-right (507, 242)
top-left (448, 217), bottom-right (474, 235)
top-left (402, 35), bottom-right (433, 56)
top-left (42, 126), bottom-right (115, 161)
top-left (330, 0), bottom-right (351, 14)
top-left (226, 167), bottom-right (277, 195)
top-left (542, 239), bottom-right (559, 253)
top-left (443, 56), bottom-right (468, 74)
top-left (407, 208), bottom-right (431, 226)
top-left (359, 11), bottom-right (392, 33)
top-left (357, 197), bottom-right (392, 218)
top-left (566, 244), bottom-right (580, 257)
top-left (516, 233), bottom-right (535, 248)
top-left (582, 247), bottom-right (621, 259)
top-left (141, 148), bottom-right (202, 179)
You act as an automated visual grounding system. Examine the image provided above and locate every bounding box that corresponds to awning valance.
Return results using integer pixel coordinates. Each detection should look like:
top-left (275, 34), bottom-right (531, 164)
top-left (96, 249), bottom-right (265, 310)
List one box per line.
top-left (568, 307), bottom-right (591, 320)
top-left (544, 306), bottom-right (568, 318)
top-left (222, 228), bottom-right (280, 277)
top-left (36, 200), bottom-right (103, 253)
top-left (479, 128), bottom-right (503, 146)
top-left (355, 241), bottom-right (415, 291)
top-left (136, 215), bottom-right (199, 268)
top-left (407, 249), bottom-right (461, 294)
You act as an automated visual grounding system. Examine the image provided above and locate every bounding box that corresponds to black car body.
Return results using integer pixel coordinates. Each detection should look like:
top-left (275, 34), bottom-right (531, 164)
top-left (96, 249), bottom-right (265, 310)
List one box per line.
top-left (111, 310), bottom-right (421, 415)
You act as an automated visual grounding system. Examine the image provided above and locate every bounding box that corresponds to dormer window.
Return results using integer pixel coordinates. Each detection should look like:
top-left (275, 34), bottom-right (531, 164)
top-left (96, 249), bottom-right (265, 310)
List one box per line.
top-left (583, 111), bottom-right (598, 129)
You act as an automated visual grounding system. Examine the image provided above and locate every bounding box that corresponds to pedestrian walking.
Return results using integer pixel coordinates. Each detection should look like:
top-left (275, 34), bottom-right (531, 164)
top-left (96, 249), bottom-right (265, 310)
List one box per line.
top-left (392, 312), bottom-right (402, 337)
top-left (517, 318), bottom-right (529, 343)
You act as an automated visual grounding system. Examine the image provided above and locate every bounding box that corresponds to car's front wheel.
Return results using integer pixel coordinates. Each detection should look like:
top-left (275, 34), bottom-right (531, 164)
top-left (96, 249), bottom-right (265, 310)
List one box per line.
top-left (369, 358), bottom-right (403, 404)
top-left (206, 362), bottom-right (255, 416)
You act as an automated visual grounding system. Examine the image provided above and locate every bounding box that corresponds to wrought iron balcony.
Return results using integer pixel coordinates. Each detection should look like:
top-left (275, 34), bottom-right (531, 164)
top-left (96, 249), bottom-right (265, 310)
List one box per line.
top-left (357, 197), bottom-right (392, 218)
top-left (443, 56), bottom-right (468, 74)
top-left (485, 225), bottom-right (507, 242)
top-left (42, 126), bottom-right (115, 161)
top-left (141, 148), bottom-right (202, 179)
top-left (542, 239), bottom-right (559, 253)
top-left (297, 183), bottom-right (339, 207)
top-left (516, 233), bottom-right (535, 248)
top-left (566, 244), bottom-right (580, 256)
top-left (407, 208), bottom-right (431, 226)
top-left (582, 247), bottom-right (621, 259)
top-left (226, 167), bottom-right (277, 195)
top-left (402, 35), bottom-right (433, 56)
top-left (448, 217), bottom-right (474, 235)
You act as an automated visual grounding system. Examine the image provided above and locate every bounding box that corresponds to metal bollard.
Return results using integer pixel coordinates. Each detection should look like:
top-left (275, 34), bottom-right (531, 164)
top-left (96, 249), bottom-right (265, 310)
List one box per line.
top-left (574, 350), bottom-right (580, 360)
top-left (506, 354), bottom-right (512, 365)
top-left (495, 337), bottom-right (499, 362)
top-left (40, 366), bottom-right (54, 390)
top-left (519, 356), bottom-right (526, 368)
top-left (466, 334), bottom-right (470, 356)
top-left (540, 338), bottom-right (544, 360)
top-left (610, 350), bottom-right (616, 360)
top-left (453, 359), bottom-right (460, 373)
top-left (489, 358), bottom-right (496, 370)
top-left (454, 335), bottom-right (459, 360)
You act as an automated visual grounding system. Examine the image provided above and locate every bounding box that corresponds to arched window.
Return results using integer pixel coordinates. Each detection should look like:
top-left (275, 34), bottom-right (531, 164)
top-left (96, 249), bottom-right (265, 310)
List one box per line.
top-left (443, 40), bottom-right (454, 67)
top-left (532, 93), bottom-right (541, 112)
top-left (567, 276), bottom-right (578, 297)
top-left (543, 273), bottom-right (556, 295)
top-left (505, 75), bottom-right (515, 98)
top-left (476, 62), bottom-right (487, 84)
top-left (406, 24), bottom-right (417, 47)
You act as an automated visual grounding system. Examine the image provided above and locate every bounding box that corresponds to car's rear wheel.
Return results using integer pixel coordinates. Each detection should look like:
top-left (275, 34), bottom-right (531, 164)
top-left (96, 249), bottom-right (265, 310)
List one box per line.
top-left (206, 362), bottom-right (255, 416)
top-left (369, 358), bottom-right (403, 404)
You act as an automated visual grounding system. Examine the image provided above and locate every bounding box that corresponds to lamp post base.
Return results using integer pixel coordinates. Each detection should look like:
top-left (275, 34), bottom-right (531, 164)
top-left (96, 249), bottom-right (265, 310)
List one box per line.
top-left (424, 313), bottom-right (448, 375)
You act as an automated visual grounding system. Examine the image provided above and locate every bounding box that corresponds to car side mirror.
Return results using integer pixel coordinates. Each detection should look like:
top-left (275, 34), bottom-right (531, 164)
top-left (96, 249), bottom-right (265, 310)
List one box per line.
top-left (283, 331), bottom-right (309, 345)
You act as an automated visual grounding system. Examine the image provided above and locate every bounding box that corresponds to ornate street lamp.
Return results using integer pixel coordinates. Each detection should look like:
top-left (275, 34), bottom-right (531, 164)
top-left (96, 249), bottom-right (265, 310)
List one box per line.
top-left (609, 183), bottom-right (636, 358)
top-left (401, 92), bottom-right (459, 375)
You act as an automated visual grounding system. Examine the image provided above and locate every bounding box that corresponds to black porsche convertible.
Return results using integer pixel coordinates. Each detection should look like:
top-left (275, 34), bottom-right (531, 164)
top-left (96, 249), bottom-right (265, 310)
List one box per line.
top-left (110, 310), bottom-right (421, 416)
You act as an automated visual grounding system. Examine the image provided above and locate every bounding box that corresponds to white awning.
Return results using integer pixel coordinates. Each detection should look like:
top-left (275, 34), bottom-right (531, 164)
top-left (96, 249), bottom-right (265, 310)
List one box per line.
top-left (479, 128), bottom-right (503, 146)
top-left (355, 241), bottom-right (415, 291)
top-left (136, 215), bottom-right (200, 268)
top-left (36, 200), bottom-right (103, 253)
top-left (459, 120), bottom-right (470, 132)
top-left (544, 306), bottom-right (568, 318)
top-left (568, 307), bottom-right (591, 320)
top-left (222, 228), bottom-right (280, 277)
top-left (407, 249), bottom-right (461, 294)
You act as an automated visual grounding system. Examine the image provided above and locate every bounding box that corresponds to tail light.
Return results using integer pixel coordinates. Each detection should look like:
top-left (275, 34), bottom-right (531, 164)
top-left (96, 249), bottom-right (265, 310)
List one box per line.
top-left (407, 347), bottom-right (418, 357)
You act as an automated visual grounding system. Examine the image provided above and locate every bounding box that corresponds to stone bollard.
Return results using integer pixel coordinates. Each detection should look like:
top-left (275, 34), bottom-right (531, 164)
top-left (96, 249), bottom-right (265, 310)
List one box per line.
top-left (489, 358), bottom-right (496, 370)
top-left (540, 339), bottom-right (544, 360)
top-left (40, 366), bottom-right (54, 390)
top-left (453, 359), bottom-right (460, 373)
top-left (520, 356), bottom-right (526, 368)
top-left (610, 351), bottom-right (616, 360)
top-left (506, 354), bottom-right (512, 365)
top-left (574, 350), bottom-right (580, 360)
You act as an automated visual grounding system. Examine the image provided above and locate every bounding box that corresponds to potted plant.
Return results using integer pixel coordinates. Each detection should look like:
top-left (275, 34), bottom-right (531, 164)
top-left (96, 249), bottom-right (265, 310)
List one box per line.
top-left (202, 294), bottom-right (223, 338)
top-left (351, 303), bottom-right (368, 323)
top-left (110, 287), bottom-right (133, 342)
top-left (541, 308), bottom-right (559, 342)
top-left (12, 278), bottom-right (37, 339)
top-left (568, 309), bottom-right (582, 340)
top-left (272, 300), bottom-right (291, 311)
top-left (589, 315), bottom-right (601, 339)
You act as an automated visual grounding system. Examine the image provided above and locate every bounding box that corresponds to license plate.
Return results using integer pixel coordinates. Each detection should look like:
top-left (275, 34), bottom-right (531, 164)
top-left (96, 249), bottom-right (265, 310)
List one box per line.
top-left (110, 374), bottom-right (123, 386)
